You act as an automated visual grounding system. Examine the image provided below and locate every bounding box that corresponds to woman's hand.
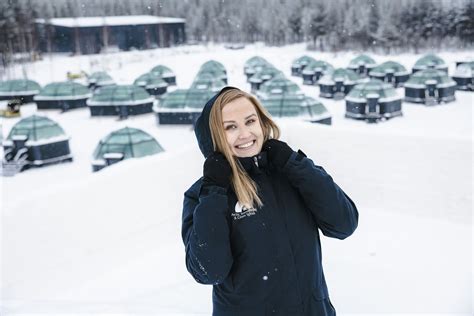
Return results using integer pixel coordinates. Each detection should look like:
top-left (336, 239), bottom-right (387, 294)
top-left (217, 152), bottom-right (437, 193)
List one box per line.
top-left (263, 139), bottom-right (294, 169)
top-left (203, 152), bottom-right (232, 189)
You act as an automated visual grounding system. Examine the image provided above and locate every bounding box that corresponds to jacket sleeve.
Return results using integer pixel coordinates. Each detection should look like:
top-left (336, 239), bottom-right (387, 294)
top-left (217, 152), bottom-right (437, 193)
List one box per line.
top-left (181, 180), bottom-right (234, 285)
top-left (283, 151), bottom-right (359, 240)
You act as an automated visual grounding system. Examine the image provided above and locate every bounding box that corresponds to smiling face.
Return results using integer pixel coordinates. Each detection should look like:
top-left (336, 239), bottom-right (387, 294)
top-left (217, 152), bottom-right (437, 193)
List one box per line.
top-left (221, 97), bottom-right (264, 158)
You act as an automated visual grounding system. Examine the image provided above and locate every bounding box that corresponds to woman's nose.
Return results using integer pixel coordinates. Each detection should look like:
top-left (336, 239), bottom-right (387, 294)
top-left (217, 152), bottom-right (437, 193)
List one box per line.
top-left (238, 126), bottom-right (252, 139)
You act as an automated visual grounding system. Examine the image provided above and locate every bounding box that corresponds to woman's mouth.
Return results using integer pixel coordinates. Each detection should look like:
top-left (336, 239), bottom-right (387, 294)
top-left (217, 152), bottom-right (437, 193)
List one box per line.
top-left (236, 140), bottom-right (256, 149)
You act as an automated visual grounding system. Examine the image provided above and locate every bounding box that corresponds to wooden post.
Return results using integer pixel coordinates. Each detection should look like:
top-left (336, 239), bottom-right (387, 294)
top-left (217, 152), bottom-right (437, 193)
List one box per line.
top-left (46, 23), bottom-right (52, 54)
top-left (145, 25), bottom-right (150, 49)
top-left (102, 25), bottom-right (109, 52)
top-left (158, 24), bottom-right (164, 47)
top-left (74, 27), bottom-right (81, 55)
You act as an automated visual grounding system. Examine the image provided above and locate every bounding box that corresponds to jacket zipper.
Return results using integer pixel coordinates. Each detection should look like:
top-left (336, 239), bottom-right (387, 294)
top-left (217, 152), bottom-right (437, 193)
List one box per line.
top-left (253, 156), bottom-right (259, 167)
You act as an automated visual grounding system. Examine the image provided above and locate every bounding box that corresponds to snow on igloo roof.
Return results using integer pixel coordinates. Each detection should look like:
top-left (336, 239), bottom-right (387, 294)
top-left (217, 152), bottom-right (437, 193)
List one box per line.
top-left (36, 16), bottom-right (185, 28)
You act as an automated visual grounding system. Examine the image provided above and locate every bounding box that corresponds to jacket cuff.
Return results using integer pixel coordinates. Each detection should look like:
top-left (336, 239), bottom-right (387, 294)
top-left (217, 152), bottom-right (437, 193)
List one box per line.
top-left (283, 149), bottom-right (307, 169)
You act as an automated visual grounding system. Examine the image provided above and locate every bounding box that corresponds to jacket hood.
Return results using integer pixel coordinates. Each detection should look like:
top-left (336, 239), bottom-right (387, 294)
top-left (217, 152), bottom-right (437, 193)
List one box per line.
top-left (194, 86), bottom-right (240, 158)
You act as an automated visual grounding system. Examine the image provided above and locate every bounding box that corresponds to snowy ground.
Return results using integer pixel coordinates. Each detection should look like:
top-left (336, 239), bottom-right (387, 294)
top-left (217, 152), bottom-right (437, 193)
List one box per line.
top-left (1, 43), bottom-right (473, 315)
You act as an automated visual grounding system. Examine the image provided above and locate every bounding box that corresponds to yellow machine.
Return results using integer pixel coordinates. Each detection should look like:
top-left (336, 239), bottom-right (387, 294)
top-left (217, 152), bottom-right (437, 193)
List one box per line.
top-left (66, 70), bottom-right (88, 80)
top-left (0, 99), bottom-right (21, 118)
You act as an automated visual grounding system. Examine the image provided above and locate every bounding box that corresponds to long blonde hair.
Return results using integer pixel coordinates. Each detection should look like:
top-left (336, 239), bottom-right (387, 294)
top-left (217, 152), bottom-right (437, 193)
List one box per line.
top-left (209, 88), bottom-right (280, 209)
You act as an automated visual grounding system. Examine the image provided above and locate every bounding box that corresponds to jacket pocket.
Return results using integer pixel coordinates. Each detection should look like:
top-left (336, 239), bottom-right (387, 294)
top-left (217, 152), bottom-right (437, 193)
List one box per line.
top-left (312, 286), bottom-right (328, 301)
top-left (310, 287), bottom-right (336, 316)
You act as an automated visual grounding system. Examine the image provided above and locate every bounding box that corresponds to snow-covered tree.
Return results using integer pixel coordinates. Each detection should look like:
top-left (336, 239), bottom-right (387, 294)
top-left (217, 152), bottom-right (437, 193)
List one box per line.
top-left (306, 2), bottom-right (327, 50)
top-left (0, 0), bottom-right (473, 70)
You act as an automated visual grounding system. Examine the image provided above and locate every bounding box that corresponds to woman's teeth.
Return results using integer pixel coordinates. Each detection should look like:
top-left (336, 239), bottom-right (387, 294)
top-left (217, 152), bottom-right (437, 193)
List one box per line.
top-left (237, 141), bottom-right (254, 149)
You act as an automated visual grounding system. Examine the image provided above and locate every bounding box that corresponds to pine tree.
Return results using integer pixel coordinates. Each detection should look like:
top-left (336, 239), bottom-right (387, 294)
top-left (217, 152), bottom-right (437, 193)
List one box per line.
top-left (307, 2), bottom-right (327, 50)
top-left (288, 6), bottom-right (303, 43)
top-left (367, 0), bottom-right (380, 48)
top-left (457, 0), bottom-right (474, 47)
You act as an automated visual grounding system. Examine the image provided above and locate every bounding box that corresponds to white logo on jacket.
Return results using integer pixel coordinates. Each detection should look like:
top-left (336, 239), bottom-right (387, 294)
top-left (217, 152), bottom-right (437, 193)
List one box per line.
top-left (232, 201), bottom-right (257, 220)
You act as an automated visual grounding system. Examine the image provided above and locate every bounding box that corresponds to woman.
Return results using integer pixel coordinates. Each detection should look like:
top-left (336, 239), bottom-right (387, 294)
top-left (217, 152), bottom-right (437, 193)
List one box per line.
top-left (182, 86), bottom-right (358, 316)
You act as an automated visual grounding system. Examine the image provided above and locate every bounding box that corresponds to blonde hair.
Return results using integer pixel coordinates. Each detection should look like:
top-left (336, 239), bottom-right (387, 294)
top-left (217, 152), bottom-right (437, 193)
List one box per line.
top-left (209, 88), bottom-right (280, 209)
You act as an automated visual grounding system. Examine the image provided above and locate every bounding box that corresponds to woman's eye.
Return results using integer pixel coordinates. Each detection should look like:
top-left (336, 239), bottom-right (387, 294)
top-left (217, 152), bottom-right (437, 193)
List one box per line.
top-left (225, 125), bottom-right (236, 130)
top-left (246, 119), bottom-right (255, 124)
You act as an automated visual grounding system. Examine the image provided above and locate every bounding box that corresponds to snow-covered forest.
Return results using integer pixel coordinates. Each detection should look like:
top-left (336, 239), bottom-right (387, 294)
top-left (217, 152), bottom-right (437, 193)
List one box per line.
top-left (1, 0), bottom-right (473, 68)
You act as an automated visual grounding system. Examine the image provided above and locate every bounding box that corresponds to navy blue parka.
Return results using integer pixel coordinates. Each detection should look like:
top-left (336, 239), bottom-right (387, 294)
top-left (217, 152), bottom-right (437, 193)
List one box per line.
top-left (182, 88), bottom-right (359, 316)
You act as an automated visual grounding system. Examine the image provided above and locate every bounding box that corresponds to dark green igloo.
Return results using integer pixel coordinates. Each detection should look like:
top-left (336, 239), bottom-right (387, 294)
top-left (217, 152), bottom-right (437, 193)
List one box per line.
top-left (412, 54), bottom-right (448, 73)
top-left (3, 114), bottom-right (72, 172)
top-left (153, 88), bottom-right (215, 124)
top-left (34, 81), bottom-right (91, 111)
top-left (134, 72), bottom-right (168, 96)
top-left (199, 60), bottom-right (226, 73)
top-left (291, 55), bottom-right (317, 76)
top-left (319, 68), bottom-right (361, 99)
top-left (249, 66), bottom-right (283, 92)
top-left (301, 60), bottom-right (334, 85)
top-left (6, 114), bottom-right (65, 141)
top-left (87, 71), bottom-right (115, 89)
top-left (244, 56), bottom-right (272, 81)
top-left (87, 85), bottom-right (154, 118)
top-left (452, 62), bottom-right (474, 91)
top-left (258, 93), bottom-right (331, 125)
top-left (197, 60), bottom-right (227, 84)
top-left (191, 73), bottom-right (226, 92)
top-left (369, 61), bottom-right (410, 87)
top-left (0, 79), bottom-right (41, 103)
top-left (257, 75), bottom-right (301, 97)
top-left (345, 79), bottom-right (402, 122)
top-left (405, 69), bottom-right (456, 105)
top-left (150, 65), bottom-right (176, 85)
top-left (347, 54), bottom-right (377, 76)
top-left (92, 127), bottom-right (164, 172)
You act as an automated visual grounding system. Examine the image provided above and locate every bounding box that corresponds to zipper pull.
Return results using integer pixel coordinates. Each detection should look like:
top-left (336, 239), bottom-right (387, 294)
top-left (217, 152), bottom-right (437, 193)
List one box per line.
top-left (253, 156), bottom-right (259, 167)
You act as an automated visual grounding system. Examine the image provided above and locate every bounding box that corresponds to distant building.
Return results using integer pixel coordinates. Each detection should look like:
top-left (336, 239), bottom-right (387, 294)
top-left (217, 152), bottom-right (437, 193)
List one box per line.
top-left (35, 15), bottom-right (186, 55)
